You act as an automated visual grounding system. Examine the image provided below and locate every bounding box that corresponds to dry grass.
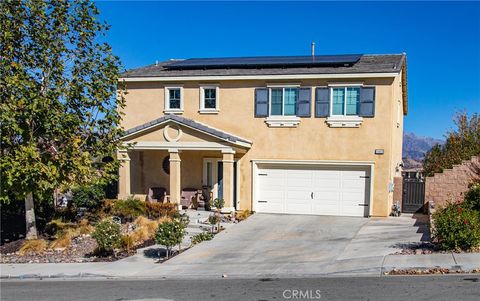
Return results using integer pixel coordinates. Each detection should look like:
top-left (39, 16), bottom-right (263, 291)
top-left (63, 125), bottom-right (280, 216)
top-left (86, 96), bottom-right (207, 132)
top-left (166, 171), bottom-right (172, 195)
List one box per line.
top-left (235, 210), bottom-right (252, 221)
top-left (132, 216), bottom-right (159, 242)
top-left (121, 234), bottom-right (136, 253)
top-left (157, 216), bottom-right (172, 224)
top-left (19, 239), bottom-right (48, 255)
top-left (49, 219), bottom-right (94, 249)
top-left (50, 234), bottom-right (72, 249)
top-left (124, 216), bottom-right (170, 248)
top-left (78, 220), bottom-right (94, 235)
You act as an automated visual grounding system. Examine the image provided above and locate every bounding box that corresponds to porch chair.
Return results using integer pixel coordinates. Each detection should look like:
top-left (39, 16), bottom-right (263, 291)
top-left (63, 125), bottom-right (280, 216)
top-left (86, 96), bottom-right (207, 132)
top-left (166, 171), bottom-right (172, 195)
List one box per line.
top-left (147, 187), bottom-right (168, 203)
top-left (181, 188), bottom-right (204, 209)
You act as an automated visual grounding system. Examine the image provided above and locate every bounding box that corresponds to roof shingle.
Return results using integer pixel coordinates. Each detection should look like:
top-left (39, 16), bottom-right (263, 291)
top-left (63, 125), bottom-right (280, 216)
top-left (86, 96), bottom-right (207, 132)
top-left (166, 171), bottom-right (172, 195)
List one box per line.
top-left (121, 54), bottom-right (405, 78)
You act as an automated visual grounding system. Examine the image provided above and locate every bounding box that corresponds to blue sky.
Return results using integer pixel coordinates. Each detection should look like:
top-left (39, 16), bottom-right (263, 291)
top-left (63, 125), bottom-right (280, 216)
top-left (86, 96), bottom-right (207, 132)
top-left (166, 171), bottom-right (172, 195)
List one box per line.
top-left (97, 1), bottom-right (480, 139)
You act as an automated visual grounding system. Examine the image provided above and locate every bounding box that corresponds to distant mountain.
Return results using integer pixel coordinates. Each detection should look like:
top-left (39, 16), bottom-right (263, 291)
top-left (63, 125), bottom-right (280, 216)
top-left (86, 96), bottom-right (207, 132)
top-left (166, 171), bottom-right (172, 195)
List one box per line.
top-left (402, 132), bottom-right (444, 170)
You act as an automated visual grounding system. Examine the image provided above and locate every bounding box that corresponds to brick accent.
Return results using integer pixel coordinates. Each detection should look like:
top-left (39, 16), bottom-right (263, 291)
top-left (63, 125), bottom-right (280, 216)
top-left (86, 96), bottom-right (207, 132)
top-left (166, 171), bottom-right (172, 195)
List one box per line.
top-left (393, 176), bottom-right (403, 209)
top-left (425, 156), bottom-right (480, 208)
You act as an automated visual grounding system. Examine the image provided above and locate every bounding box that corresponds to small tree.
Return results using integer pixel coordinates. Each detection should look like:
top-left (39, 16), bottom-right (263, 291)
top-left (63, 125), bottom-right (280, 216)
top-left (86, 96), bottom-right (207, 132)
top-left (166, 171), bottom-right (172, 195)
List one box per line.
top-left (155, 219), bottom-right (186, 259)
top-left (210, 198), bottom-right (224, 233)
top-left (208, 214), bottom-right (219, 233)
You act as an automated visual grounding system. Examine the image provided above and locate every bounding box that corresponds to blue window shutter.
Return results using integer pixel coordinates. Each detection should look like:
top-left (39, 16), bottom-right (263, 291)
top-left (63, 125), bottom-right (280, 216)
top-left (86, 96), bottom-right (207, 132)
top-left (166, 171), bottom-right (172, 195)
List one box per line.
top-left (296, 88), bottom-right (311, 117)
top-left (315, 87), bottom-right (329, 117)
top-left (255, 88), bottom-right (269, 117)
top-left (359, 87), bottom-right (375, 117)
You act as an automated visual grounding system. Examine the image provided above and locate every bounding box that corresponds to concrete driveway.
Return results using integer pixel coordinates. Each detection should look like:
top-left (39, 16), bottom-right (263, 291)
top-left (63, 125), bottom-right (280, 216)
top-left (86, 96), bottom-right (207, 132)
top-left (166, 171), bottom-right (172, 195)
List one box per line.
top-left (142, 213), bottom-right (430, 278)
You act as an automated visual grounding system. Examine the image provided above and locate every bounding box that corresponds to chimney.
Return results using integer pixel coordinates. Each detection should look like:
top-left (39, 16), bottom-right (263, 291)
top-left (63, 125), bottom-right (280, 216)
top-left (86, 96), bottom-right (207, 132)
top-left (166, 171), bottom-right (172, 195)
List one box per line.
top-left (155, 60), bottom-right (159, 66)
top-left (311, 42), bottom-right (315, 57)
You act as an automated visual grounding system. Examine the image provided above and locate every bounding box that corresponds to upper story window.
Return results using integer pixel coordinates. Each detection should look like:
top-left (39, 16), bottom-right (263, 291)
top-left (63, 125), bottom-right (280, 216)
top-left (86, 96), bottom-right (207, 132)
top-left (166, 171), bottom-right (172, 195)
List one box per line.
top-left (270, 87), bottom-right (298, 116)
top-left (164, 86), bottom-right (183, 114)
top-left (199, 85), bottom-right (219, 114)
top-left (331, 87), bottom-right (360, 116)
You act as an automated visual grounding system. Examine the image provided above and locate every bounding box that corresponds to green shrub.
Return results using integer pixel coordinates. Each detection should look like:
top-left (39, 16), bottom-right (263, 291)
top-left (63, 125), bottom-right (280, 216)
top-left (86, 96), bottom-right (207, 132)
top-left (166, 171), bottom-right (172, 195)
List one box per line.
top-left (432, 202), bottom-right (480, 250)
top-left (208, 214), bottom-right (219, 233)
top-left (92, 219), bottom-right (122, 254)
top-left (145, 202), bottom-right (177, 219)
top-left (464, 183), bottom-right (480, 211)
top-left (112, 196), bottom-right (145, 222)
top-left (191, 232), bottom-right (214, 245)
top-left (71, 184), bottom-right (105, 210)
top-left (210, 198), bottom-right (225, 211)
top-left (208, 214), bottom-right (219, 225)
top-left (154, 218), bottom-right (186, 258)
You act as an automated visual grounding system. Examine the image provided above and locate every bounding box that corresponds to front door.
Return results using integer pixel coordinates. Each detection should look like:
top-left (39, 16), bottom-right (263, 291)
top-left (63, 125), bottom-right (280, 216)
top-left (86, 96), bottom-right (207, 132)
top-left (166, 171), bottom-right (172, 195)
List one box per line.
top-left (203, 158), bottom-right (238, 208)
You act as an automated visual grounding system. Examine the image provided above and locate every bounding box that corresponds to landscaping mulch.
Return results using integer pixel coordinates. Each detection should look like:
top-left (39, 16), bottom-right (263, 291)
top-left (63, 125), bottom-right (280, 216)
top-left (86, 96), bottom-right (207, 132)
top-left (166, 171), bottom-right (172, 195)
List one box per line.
top-left (0, 239), bottom-right (24, 255)
top-left (393, 242), bottom-right (480, 255)
top-left (0, 235), bottom-right (98, 264)
top-left (386, 268), bottom-right (480, 275)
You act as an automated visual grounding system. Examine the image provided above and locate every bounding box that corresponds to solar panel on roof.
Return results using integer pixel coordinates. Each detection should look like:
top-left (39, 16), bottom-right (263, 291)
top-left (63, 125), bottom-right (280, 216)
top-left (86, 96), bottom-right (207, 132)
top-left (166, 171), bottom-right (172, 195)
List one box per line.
top-left (165, 54), bottom-right (362, 70)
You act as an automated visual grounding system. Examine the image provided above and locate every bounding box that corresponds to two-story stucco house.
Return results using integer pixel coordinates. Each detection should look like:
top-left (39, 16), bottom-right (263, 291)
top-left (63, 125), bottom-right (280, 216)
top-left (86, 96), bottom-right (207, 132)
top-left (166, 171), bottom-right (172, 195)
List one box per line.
top-left (117, 53), bottom-right (407, 217)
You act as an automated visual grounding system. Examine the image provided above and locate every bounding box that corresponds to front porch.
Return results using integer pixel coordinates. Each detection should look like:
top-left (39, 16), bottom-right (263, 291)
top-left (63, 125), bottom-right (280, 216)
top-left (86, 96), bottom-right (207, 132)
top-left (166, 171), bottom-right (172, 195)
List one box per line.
top-left (117, 115), bottom-right (252, 212)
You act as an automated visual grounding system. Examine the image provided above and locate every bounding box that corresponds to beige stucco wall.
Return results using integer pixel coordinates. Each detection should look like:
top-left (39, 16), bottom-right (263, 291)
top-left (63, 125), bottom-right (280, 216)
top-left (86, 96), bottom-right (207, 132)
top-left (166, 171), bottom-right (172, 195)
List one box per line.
top-left (120, 76), bottom-right (405, 216)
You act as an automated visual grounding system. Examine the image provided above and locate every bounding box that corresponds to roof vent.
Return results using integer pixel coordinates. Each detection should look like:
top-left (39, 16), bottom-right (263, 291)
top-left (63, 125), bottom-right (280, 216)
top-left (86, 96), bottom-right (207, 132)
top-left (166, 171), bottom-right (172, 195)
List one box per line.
top-left (311, 42), bottom-right (315, 57)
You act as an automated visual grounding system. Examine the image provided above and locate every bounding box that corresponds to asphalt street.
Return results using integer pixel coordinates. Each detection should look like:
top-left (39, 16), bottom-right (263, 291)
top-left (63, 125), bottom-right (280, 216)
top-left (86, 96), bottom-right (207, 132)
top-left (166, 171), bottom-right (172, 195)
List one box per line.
top-left (1, 275), bottom-right (479, 301)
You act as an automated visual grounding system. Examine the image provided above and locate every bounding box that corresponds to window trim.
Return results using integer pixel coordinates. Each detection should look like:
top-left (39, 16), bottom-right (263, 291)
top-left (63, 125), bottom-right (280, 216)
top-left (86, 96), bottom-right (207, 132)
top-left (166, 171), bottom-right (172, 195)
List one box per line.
top-left (164, 86), bottom-right (184, 114)
top-left (268, 86), bottom-right (299, 117)
top-left (329, 86), bottom-right (361, 117)
top-left (199, 85), bottom-right (220, 114)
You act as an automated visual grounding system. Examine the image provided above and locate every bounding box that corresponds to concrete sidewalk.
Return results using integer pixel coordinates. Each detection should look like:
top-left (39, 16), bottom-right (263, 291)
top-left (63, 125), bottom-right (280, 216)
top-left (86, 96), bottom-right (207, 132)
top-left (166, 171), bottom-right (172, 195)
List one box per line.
top-left (1, 253), bottom-right (479, 279)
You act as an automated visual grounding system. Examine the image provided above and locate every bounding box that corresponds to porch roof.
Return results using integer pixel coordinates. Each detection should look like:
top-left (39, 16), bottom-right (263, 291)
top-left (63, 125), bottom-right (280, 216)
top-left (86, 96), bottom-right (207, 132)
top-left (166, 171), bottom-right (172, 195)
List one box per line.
top-left (121, 114), bottom-right (252, 148)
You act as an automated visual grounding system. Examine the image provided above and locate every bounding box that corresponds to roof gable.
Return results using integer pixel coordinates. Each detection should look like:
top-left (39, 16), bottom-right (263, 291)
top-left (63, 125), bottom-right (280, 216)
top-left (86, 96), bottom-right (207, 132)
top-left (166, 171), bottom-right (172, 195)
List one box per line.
top-left (121, 115), bottom-right (252, 148)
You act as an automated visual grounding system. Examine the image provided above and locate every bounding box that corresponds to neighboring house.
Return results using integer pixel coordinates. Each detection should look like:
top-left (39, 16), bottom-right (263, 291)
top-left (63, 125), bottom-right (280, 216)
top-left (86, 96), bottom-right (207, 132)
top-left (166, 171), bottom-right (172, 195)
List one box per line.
top-left (118, 53), bottom-right (407, 217)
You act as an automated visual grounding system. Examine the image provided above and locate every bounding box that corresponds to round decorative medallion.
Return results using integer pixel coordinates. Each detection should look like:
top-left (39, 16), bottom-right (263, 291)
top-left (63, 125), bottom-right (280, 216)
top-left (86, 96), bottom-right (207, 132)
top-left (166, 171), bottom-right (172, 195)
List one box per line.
top-left (162, 156), bottom-right (170, 175)
top-left (163, 124), bottom-right (182, 142)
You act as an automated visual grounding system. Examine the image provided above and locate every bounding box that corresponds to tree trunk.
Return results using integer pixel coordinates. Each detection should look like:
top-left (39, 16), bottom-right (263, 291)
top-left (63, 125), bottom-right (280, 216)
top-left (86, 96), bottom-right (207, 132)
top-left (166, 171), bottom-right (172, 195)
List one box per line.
top-left (25, 192), bottom-right (38, 240)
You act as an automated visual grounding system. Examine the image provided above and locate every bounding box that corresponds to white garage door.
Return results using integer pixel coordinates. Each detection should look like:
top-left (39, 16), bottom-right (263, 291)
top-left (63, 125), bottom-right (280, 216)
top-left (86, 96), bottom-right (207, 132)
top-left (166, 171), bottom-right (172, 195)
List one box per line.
top-left (255, 165), bottom-right (370, 217)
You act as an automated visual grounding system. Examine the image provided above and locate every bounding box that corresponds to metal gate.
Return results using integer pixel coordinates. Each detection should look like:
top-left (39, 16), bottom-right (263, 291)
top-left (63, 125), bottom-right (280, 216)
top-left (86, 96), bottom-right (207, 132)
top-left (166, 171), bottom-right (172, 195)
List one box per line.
top-left (402, 175), bottom-right (425, 213)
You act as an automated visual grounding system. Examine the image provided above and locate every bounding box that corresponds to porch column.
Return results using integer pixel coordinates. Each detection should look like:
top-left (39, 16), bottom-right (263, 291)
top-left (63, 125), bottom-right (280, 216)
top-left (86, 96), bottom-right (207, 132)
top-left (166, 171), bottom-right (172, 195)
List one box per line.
top-left (117, 150), bottom-right (131, 199)
top-left (222, 149), bottom-right (235, 212)
top-left (169, 149), bottom-right (181, 205)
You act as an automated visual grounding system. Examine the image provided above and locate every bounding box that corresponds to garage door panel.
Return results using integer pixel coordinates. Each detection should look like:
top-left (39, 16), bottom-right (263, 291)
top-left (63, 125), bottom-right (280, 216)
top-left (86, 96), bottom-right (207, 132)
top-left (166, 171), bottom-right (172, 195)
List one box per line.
top-left (312, 204), bottom-right (340, 215)
top-left (257, 203), bottom-right (284, 213)
top-left (286, 203), bottom-right (312, 214)
top-left (286, 190), bottom-right (311, 200)
top-left (258, 189), bottom-right (283, 200)
top-left (256, 164), bottom-right (369, 217)
top-left (341, 204), bottom-right (366, 216)
top-left (312, 179), bottom-right (341, 190)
